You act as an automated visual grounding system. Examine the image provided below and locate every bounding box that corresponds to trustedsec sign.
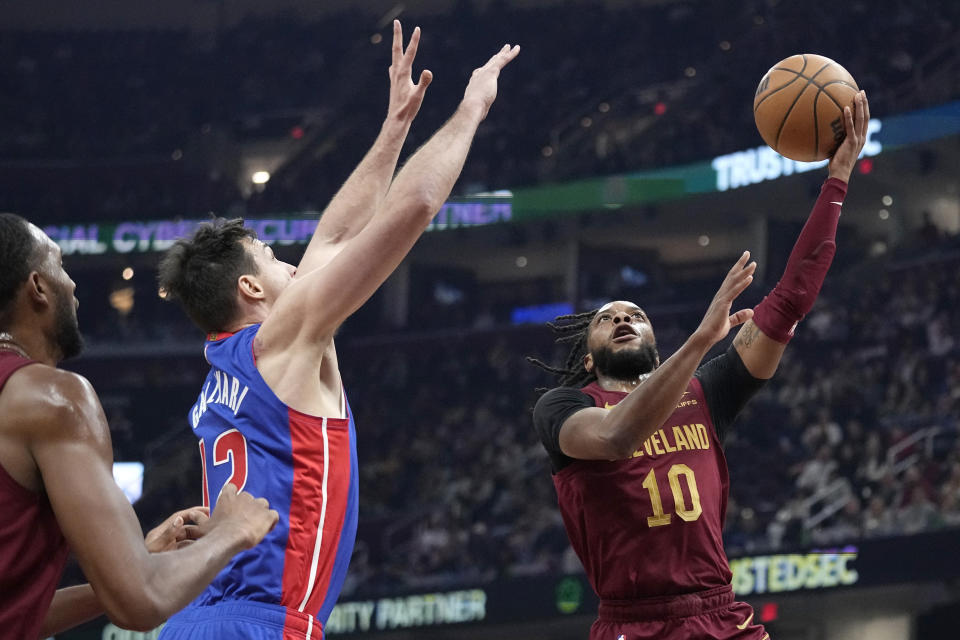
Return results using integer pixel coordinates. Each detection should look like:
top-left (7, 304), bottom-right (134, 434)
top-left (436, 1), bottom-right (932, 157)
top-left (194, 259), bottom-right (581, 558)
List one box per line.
top-left (729, 549), bottom-right (859, 596)
top-left (42, 100), bottom-right (960, 258)
top-left (711, 120), bottom-right (882, 192)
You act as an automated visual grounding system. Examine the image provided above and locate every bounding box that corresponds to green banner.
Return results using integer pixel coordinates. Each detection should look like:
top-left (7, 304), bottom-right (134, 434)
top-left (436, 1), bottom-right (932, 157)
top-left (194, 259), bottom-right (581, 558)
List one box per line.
top-left (45, 100), bottom-right (960, 256)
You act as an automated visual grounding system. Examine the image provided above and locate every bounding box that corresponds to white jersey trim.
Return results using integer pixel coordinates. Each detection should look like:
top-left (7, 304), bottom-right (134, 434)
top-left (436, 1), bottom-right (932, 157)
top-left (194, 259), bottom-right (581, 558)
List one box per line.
top-left (298, 417), bottom-right (330, 612)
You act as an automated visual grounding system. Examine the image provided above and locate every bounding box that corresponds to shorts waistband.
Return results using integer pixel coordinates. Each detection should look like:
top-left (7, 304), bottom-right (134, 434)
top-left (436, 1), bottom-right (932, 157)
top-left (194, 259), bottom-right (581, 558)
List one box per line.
top-left (169, 600), bottom-right (319, 635)
top-left (598, 584), bottom-right (734, 622)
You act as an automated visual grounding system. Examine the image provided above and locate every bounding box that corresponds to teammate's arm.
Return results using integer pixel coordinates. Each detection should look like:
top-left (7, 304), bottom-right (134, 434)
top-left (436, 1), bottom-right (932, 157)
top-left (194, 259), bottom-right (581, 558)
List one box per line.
top-left (557, 253), bottom-right (756, 460)
top-left (296, 20), bottom-right (432, 277)
top-left (38, 507), bottom-right (209, 637)
top-left (259, 44), bottom-right (520, 348)
top-left (21, 368), bottom-right (278, 632)
top-left (734, 90), bottom-right (870, 378)
top-left (39, 586), bottom-right (101, 639)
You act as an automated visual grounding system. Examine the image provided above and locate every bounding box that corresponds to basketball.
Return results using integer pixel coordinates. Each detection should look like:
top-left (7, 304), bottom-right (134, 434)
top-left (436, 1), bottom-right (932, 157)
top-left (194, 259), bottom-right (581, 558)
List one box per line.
top-left (753, 54), bottom-right (860, 162)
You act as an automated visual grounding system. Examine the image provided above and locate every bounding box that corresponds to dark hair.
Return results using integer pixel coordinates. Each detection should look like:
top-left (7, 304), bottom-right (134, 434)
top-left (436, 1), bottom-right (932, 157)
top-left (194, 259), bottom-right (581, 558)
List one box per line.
top-left (526, 309), bottom-right (599, 389)
top-left (0, 213), bottom-right (40, 327)
top-left (158, 217), bottom-right (259, 333)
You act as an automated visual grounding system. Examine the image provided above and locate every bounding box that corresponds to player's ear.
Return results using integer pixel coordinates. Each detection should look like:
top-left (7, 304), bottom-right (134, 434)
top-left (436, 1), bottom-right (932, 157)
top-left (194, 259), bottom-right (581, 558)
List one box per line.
top-left (583, 352), bottom-right (594, 373)
top-left (237, 274), bottom-right (265, 301)
top-left (25, 271), bottom-right (51, 309)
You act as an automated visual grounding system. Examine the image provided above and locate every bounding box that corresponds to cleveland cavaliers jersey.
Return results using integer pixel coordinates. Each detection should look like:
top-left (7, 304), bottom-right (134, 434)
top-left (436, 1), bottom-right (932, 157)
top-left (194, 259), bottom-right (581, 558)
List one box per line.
top-left (0, 352), bottom-right (70, 640)
top-left (549, 379), bottom-right (731, 600)
top-left (184, 325), bottom-right (358, 628)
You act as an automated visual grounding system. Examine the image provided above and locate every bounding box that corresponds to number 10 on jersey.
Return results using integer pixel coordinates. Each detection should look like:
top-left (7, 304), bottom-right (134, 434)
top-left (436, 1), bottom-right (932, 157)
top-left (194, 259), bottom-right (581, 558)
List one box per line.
top-left (641, 464), bottom-right (702, 527)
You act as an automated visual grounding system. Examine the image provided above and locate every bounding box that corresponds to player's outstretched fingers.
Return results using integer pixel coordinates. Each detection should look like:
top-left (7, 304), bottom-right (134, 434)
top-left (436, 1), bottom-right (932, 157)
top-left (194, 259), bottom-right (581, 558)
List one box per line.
top-left (721, 252), bottom-right (751, 290)
top-left (392, 20), bottom-right (403, 66)
top-left (482, 44), bottom-right (519, 71)
top-left (728, 251), bottom-right (750, 275)
top-left (856, 91), bottom-right (868, 140)
top-left (844, 104), bottom-right (856, 143)
top-left (861, 91), bottom-right (870, 132)
top-left (496, 44), bottom-right (520, 68)
top-left (404, 26), bottom-right (422, 64)
top-left (729, 271), bottom-right (754, 300)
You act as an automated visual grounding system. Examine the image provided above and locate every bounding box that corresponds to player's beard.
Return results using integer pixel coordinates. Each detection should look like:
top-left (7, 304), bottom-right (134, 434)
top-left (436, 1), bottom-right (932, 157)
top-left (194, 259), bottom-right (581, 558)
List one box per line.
top-left (592, 341), bottom-right (659, 381)
top-left (54, 290), bottom-right (83, 361)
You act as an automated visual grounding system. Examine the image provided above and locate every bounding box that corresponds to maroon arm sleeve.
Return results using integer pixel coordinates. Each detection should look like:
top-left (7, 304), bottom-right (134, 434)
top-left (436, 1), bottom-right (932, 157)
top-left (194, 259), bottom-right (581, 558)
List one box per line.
top-left (752, 177), bottom-right (848, 343)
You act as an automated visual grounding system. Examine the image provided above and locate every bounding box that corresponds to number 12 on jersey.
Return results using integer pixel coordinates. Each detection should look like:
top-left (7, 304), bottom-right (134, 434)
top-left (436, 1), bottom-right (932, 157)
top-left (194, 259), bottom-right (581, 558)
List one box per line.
top-left (641, 464), bottom-right (702, 527)
top-left (198, 428), bottom-right (249, 508)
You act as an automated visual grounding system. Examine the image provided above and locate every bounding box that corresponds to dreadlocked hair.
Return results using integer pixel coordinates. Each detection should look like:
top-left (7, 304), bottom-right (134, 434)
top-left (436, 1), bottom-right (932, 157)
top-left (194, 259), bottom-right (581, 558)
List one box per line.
top-left (526, 308), bottom-right (599, 391)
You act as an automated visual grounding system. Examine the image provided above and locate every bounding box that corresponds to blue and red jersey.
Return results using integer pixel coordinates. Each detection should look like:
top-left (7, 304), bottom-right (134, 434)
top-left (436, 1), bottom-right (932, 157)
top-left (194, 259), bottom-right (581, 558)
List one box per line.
top-left (176, 325), bottom-right (358, 636)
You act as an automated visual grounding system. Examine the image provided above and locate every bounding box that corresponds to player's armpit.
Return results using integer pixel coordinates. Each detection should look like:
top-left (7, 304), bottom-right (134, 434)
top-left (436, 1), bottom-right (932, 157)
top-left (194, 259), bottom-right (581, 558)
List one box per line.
top-left (557, 406), bottom-right (625, 461)
top-left (731, 319), bottom-right (787, 380)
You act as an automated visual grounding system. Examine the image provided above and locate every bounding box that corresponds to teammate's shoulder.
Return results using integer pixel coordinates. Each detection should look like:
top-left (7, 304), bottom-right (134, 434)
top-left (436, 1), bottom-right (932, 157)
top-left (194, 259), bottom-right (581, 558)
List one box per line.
top-left (7, 365), bottom-right (100, 423)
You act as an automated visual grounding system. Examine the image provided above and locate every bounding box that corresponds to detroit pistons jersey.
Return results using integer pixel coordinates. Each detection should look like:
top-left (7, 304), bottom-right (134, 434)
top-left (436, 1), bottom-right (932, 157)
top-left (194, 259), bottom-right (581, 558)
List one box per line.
top-left (555, 379), bottom-right (731, 600)
top-left (181, 324), bottom-right (358, 631)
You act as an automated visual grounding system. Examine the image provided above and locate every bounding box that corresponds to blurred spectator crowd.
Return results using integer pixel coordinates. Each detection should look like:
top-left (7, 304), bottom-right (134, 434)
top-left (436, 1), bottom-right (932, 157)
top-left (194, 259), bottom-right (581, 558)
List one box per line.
top-left (3, 0), bottom-right (959, 225)
top-left (10, 0), bottom-right (960, 598)
top-left (63, 233), bottom-right (960, 596)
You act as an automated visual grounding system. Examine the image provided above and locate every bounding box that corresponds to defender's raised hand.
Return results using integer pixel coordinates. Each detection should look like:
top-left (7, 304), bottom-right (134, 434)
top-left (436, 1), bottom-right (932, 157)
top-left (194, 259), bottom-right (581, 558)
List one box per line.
top-left (387, 20), bottom-right (433, 123)
top-left (828, 90), bottom-right (870, 183)
top-left (462, 44), bottom-right (521, 121)
top-left (695, 251), bottom-right (757, 346)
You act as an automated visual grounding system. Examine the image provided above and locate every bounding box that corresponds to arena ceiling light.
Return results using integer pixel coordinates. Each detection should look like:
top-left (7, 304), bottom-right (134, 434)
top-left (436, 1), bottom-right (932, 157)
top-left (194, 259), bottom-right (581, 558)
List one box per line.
top-left (251, 171), bottom-right (271, 185)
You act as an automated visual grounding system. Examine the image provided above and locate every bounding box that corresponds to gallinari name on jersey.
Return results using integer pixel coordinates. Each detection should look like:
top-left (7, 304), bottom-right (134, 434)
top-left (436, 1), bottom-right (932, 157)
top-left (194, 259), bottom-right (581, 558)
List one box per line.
top-left (192, 369), bottom-right (250, 427)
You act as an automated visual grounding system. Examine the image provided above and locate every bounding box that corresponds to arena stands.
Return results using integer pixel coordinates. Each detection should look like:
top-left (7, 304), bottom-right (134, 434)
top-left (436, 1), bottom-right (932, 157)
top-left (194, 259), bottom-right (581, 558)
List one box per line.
top-left (54, 230), bottom-right (960, 598)
top-left (3, 0), bottom-right (959, 222)
top-left (4, 2), bottom-right (960, 636)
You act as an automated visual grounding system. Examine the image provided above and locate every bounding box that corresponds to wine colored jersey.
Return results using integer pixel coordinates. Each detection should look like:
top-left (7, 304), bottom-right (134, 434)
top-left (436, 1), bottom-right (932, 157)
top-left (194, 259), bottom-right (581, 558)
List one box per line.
top-left (533, 346), bottom-right (764, 600)
top-left (176, 325), bottom-right (359, 636)
top-left (0, 352), bottom-right (70, 640)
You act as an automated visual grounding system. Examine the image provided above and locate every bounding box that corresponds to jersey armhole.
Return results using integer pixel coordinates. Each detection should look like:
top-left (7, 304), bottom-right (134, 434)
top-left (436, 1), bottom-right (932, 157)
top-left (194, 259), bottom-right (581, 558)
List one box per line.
top-left (688, 377), bottom-right (722, 446)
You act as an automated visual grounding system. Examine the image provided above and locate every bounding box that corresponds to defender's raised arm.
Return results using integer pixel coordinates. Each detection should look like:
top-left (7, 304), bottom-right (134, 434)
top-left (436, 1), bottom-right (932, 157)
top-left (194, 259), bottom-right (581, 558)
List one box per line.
top-left (259, 44), bottom-right (520, 349)
top-left (297, 20), bottom-right (433, 277)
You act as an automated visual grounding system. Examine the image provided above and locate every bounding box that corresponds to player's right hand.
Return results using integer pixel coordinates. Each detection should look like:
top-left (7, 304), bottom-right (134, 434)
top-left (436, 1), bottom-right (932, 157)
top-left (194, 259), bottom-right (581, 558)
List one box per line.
top-left (461, 43), bottom-right (521, 121)
top-left (210, 484), bottom-right (279, 550)
top-left (828, 90), bottom-right (869, 183)
top-left (694, 251), bottom-right (757, 346)
top-left (387, 20), bottom-right (432, 124)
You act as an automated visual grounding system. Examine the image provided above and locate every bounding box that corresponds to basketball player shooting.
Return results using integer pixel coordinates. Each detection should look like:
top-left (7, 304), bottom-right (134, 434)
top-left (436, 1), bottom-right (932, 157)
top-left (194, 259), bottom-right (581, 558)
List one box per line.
top-left (0, 214), bottom-right (279, 639)
top-left (530, 91), bottom-right (869, 640)
top-left (156, 23), bottom-right (519, 639)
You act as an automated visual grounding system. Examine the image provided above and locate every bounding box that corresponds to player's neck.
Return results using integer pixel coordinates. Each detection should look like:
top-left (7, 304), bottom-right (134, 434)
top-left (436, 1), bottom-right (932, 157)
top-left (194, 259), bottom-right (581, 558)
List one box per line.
top-left (0, 327), bottom-right (59, 366)
top-left (595, 371), bottom-right (652, 393)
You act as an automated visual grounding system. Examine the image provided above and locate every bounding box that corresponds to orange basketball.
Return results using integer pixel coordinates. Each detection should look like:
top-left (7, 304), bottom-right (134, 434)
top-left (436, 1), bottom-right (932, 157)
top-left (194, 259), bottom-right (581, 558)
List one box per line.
top-left (753, 54), bottom-right (859, 162)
